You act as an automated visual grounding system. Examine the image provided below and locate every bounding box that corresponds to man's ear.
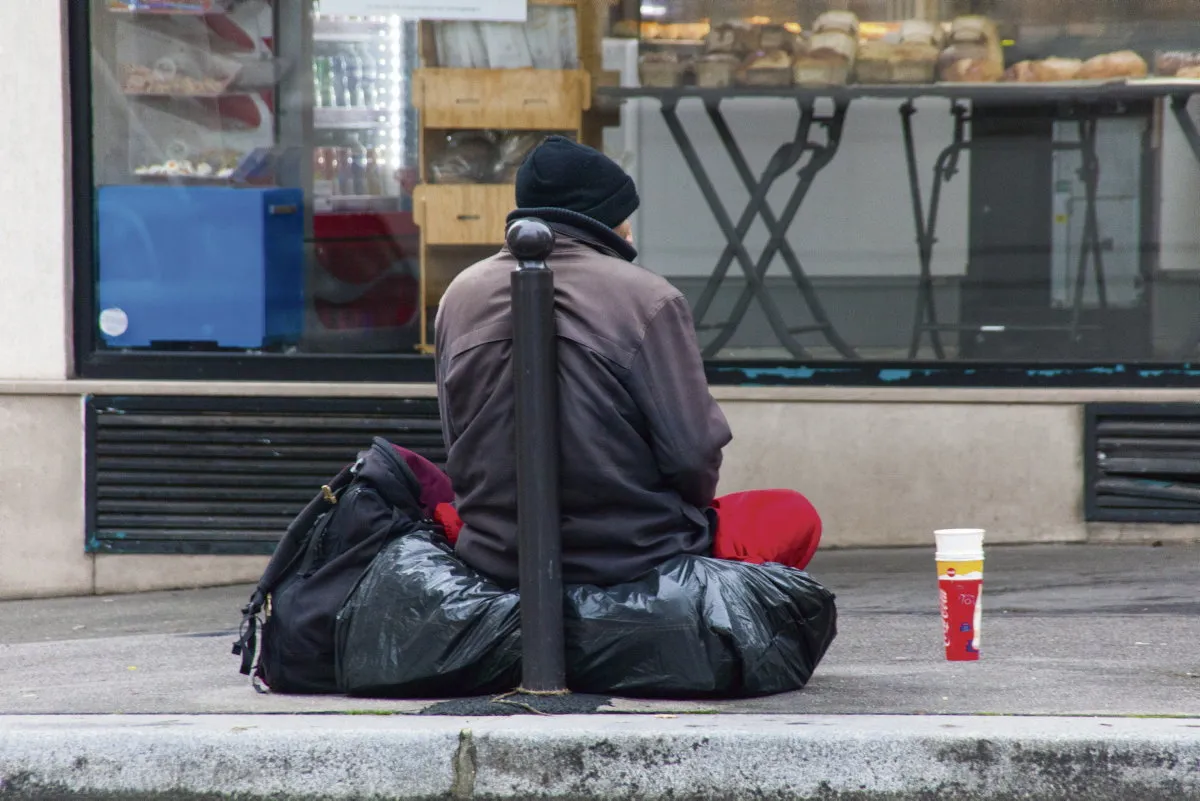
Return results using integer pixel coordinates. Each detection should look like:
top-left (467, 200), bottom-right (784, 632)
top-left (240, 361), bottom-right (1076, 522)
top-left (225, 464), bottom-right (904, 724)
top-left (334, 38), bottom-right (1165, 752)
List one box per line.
top-left (615, 219), bottom-right (634, 245)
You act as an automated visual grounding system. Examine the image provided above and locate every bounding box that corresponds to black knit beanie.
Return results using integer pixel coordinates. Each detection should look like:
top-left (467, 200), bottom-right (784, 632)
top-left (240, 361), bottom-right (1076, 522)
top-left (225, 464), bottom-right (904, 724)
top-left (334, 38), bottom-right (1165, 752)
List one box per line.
top-left (514, 135), bottom-right (639, 229)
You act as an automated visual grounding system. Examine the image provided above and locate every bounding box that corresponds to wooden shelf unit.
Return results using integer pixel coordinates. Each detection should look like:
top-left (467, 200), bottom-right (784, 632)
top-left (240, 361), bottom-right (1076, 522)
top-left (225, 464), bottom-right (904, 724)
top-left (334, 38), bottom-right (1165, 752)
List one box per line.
top-left (411, 0), bottom-right (618, 353)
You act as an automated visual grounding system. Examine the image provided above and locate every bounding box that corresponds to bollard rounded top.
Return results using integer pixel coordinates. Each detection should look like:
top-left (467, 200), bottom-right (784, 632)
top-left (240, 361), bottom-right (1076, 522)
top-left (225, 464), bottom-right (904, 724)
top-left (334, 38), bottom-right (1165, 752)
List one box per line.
top-left (506, 218), bottom-right (556, 262)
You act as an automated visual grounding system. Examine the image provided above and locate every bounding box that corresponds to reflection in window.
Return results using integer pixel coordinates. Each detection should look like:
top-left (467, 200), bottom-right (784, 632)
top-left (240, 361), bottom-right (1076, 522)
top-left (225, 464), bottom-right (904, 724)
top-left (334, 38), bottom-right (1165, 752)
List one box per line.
top-left (90, 0), bottom-right (421, 355)
top-left (607, 0), bottom-right (1200, 362)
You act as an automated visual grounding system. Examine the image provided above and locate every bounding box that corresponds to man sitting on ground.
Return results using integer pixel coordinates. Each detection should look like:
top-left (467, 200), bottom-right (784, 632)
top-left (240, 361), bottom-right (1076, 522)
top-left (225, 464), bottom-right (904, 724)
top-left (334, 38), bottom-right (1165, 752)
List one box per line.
top-left (434, 135), bottom-right (821, 587)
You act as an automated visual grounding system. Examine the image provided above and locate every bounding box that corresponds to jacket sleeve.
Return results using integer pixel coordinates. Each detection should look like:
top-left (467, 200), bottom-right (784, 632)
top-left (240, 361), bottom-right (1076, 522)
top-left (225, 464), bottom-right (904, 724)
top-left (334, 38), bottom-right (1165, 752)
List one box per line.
top-left (628, 295), bottom-right (733, 509)
top-left (434, 308), bottom-right (455, 452)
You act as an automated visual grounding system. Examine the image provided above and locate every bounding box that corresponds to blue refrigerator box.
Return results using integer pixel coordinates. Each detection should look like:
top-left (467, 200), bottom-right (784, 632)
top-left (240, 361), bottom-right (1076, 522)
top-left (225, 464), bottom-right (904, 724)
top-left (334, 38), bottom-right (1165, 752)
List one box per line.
top-left (97, 185), bottom-right (306, 349)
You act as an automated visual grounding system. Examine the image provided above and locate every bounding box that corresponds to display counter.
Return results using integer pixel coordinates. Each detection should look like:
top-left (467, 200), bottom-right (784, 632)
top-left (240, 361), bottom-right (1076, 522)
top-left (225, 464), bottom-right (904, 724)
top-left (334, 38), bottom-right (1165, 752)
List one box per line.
top-left (599, 0), bottom-right (1200, 361)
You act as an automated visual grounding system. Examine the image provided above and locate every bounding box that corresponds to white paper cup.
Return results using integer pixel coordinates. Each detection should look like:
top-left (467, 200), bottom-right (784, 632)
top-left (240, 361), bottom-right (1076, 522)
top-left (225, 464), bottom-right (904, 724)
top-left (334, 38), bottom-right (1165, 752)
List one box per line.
top-left (935, 528), bottom-right (985, 560)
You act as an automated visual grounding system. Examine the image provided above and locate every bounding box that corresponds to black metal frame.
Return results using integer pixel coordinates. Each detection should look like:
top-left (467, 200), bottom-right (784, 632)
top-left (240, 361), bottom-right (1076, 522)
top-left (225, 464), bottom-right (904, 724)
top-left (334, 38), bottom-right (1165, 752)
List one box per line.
top-left (68, 0), bottom-right (436, 384)
top-left (659, 95), bottom-right (857, 359)
top-left (900, 100), bottom-right (1115, 360)
top-left (66, 5), bottom-right (1200, 388)
top-left (1084, 402), bottom-right (1200, 524)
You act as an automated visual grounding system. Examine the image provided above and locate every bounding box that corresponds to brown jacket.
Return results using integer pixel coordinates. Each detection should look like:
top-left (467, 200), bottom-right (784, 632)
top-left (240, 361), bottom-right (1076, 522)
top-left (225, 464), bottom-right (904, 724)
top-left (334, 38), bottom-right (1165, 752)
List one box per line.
top-left (435, 211), bottom-right (732, 587)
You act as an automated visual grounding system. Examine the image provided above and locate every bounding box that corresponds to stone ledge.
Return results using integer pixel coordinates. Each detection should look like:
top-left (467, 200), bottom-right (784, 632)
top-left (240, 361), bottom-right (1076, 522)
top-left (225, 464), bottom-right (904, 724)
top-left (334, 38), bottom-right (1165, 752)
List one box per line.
top-left (4, 380), bottom-right (1200, 405)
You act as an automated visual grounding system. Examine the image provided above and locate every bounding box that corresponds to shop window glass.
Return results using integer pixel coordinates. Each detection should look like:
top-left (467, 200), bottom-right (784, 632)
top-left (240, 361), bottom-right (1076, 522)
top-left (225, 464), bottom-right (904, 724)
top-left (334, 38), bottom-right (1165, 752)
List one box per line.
top-left (84, 0), bottom-right (1200, 373)
top-left (89, 0), bottom-right (424, 356)
top-left (86, 0), bottom-right (608, 363)
top-left (603, 0), bottom-right (1200, 363)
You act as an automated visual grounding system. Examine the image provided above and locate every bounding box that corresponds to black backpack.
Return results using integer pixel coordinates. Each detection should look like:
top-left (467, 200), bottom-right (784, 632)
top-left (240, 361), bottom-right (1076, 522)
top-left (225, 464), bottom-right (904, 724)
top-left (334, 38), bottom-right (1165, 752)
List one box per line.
top-left (232, 437), bottom-right (429, 694)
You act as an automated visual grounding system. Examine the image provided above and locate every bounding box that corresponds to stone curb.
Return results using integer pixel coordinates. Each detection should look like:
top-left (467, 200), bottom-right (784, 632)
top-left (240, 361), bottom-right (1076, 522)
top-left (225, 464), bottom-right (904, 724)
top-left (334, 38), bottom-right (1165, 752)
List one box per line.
top-left (1, 714), bottom-right (1198, 800)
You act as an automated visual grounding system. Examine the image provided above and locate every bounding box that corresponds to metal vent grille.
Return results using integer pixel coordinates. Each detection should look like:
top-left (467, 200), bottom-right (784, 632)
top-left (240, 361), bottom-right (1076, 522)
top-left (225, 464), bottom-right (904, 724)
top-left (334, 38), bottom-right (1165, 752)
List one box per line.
top-left (86, 396), bottom-right (443, 555)
top-left (1085, 403), bottom-right (1200, 523)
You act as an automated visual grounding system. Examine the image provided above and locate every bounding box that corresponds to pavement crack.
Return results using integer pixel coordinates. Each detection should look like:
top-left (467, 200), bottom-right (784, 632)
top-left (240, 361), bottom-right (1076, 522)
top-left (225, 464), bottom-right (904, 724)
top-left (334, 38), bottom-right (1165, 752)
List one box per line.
top-left (450, 727), bottom-right (477, 799)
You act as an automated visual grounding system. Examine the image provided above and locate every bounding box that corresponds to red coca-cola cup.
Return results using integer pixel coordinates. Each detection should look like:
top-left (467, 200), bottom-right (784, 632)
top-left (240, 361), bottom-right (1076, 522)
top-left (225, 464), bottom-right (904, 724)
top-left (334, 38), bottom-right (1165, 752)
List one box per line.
top-left (934, 528), bottom-right (985, 661)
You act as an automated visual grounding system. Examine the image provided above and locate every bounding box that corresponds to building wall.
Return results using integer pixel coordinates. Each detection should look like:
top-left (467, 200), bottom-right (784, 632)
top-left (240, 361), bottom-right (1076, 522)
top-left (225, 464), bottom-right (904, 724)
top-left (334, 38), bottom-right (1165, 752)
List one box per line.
top-left (2, 382), bottom-right (1198, 600)
top-left (0, 2), bottom-right (73, 382)
top-left (1, 8), bottom-right (1195, 600)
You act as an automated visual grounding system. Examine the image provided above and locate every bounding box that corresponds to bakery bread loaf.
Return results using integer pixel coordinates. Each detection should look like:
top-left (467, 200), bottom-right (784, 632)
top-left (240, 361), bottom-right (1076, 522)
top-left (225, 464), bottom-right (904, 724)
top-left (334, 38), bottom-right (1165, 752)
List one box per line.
top-left (1007, 57), bottom-right (1083, 82)
top-left (793, 56), bottom-right (850, 86)
top-left (706, 22), bottom-right (760, 55)
top-left (639, 51), bottom-right (687, 88)
top-left (705, 23), bottom-right (738, 54)
top-left (737, 49), bottom-right (793, 86)
top-left (1033, 57), bottom-right (1083, 82)
top-left (1005, 60), bottom-right (1037, 82)
top-left (743, 49), bottom-right (792, 69)
top-left (900, 19), bottom-right (942, 47)
top-left (1178, 65), bottom-right (1200, 80)
top-left (695, 53), bottom-right (739, 88)
top-left (941, 16), bottom-right (1003, 82)
top-left (857, 41), bottom-right (938, 84)
top-left (939, 42), bottom-right (1003, 83)
top-left (949, 15), bottom-right (998, 46)
top-left (1077, 50), bottom-right (1148, 80)
top-left (813, 10), bottom-right (859, 37)
top-left (809, 30), bottom-right (857, 65)
top-left (941, 57), bottom-right (1003, 83)
top-left (1155, 51), bottom-right (1200, 76)
top-left (759, 24), bottom-right (803, 55)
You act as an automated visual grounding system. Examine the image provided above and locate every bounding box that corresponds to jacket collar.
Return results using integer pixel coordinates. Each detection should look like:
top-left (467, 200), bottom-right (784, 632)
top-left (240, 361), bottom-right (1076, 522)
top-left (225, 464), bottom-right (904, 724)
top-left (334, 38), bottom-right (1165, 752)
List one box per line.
top-left (506, 207), bottom-right (638, 263)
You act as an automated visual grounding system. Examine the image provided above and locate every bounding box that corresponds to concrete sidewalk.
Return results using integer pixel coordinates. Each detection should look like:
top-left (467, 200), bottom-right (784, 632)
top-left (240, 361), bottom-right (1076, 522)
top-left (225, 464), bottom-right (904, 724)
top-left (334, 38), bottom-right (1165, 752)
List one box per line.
top-left (0, 544), bottom-right (1195, 716)
top-left (0, 543), bottom-right (1197, 799)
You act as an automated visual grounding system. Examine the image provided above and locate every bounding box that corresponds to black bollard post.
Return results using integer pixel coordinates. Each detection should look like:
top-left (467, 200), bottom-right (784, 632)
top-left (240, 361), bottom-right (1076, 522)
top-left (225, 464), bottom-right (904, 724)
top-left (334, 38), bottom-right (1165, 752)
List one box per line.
top-left (507, 218), bottom-right (566, 693)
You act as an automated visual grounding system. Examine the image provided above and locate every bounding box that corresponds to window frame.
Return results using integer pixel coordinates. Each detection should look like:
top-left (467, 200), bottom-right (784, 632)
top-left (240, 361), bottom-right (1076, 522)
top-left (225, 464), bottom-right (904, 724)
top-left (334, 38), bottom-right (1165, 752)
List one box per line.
top-left (66, 1), bottom-right (1200, 388)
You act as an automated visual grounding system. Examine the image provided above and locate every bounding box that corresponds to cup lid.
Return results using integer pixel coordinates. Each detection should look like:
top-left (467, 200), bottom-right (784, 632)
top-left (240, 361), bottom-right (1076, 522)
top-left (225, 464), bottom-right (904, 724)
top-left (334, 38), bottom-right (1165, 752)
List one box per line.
top-left (934, 528), bottom-right (985, 554)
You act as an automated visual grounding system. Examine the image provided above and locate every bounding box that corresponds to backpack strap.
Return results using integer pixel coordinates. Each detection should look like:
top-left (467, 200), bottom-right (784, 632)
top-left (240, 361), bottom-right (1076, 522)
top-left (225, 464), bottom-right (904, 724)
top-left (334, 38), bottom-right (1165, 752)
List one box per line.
top-left (232, 461), bottom-right (358, 677)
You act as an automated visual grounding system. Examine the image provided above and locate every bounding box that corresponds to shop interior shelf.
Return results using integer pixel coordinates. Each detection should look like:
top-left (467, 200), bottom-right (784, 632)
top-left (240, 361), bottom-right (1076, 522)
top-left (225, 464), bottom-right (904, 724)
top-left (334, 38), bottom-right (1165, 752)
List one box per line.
top-left (314, 107), bottom-right (389, 130)
top-left (313, 16), bottom-right (387, 43)
top-left (108, 2), bottom-right (232, 16)
top-left (597, 79), bottom-right (1200, 104)
top-left (414, 68), bottom-right (589, 131)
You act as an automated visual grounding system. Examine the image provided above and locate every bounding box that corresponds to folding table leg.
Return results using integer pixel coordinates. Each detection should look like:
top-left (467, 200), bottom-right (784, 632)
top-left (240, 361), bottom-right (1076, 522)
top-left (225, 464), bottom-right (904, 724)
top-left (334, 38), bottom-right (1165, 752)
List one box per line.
top-left (701, 100), bottom-right (852, 358)
top-left (658, 97), bottom-right (815, 359)
top-left (689, 102), bottom-right (812, 332)
top-left (1171, 95), bottom-right (1200, 164)
top-left (901, 101), bottom-right (969, 360)
top-left (703, 99), bottom-right (859, 359)
top-left (1069, 115), bottom-right (1109, 348)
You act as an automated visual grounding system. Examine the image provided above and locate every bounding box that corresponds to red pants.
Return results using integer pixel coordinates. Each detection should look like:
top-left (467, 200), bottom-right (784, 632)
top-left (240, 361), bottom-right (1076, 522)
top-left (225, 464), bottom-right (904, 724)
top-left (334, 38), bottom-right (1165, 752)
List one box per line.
top-left (434, 488), bottom-right (821, 572)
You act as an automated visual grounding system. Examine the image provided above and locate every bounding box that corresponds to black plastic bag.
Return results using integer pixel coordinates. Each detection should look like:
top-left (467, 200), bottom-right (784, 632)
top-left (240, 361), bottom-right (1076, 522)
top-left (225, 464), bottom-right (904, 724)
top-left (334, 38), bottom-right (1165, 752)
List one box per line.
top-left (336, 531), bottom-right (521, 698)
top-left (335, 531), bottom-right (837, 699)
top-left (566, 556), bottom-right (837, 698)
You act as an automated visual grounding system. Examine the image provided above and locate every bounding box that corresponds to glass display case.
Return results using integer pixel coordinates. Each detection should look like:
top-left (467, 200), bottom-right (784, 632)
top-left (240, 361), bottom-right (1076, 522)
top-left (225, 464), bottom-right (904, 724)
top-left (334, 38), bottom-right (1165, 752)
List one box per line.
top-left (620, 0), bottom-right (1200, 88)
top-left (596, 0), bottom-right (1200, 363)
top-left (89, 0), bottom-right (424, 355)
top-left (85, 0), bottom-right (611, 361)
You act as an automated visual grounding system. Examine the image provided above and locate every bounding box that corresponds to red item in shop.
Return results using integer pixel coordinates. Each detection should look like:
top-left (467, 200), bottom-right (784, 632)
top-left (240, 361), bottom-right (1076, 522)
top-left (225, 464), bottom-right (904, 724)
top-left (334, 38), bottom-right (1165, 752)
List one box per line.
top-left (313, 211), bottom-right (420, 241)
top-left (312, 212), bottom-right (420, 331)
top-left (434, 488), bottom-right (822, 571)
top-left (314, 275), bottom-right (418, 330)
